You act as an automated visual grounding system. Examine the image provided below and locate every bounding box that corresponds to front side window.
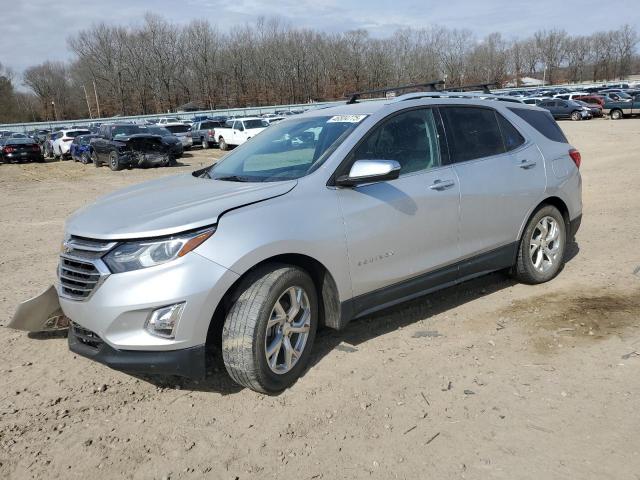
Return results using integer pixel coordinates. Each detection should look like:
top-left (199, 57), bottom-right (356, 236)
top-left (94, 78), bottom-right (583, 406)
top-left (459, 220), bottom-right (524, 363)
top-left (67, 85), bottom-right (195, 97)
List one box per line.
top-left (440, 107), bottom-right (505, 163)
top-left (351, 108), bottom-right (441, 175)
top-left (208, 115), bottom-right (365, 182)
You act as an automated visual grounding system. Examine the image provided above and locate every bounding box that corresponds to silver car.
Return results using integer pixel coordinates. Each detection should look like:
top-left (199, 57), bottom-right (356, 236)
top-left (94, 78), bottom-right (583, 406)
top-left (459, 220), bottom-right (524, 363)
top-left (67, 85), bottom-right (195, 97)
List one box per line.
top-left (10, 93), bottom-right (582, 393)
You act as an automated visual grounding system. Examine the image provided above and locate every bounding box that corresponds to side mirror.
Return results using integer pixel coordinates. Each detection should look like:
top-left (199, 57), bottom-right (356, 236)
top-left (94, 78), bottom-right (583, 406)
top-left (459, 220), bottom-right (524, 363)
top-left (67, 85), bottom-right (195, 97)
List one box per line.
top-left (335, 159), bottom-right (401, 187)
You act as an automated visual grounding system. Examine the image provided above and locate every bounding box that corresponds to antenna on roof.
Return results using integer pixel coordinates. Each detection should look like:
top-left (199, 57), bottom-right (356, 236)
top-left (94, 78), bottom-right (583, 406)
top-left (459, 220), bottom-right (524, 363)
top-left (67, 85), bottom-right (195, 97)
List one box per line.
top-left (345, 80), bottom-right (445, 104)
top-left (446, 82), bottom-right (498, 94)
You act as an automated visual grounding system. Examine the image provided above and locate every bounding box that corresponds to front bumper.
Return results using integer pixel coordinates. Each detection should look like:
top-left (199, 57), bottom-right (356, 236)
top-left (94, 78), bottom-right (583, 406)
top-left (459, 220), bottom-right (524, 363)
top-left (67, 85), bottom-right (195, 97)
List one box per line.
top-left (59, 251), bottom-right (239, 352)
top-left (68, 323), bottom-right (207, 378)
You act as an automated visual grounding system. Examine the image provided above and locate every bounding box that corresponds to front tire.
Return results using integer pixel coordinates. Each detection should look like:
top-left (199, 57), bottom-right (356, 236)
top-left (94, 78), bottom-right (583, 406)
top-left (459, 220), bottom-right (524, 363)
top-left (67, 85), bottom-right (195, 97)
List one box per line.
top-left (81, 152), bottom-right (91, 164)
top-left (611, 109), bottom-right (623, 120)
top-left (570, 111), bottom-right (581, 121)
top-left (513, 205), bottom-right (566, 284)
top-left (222, 265), bottom-right (318, 393)
top-left (108, 151), bottom-right (122, 171)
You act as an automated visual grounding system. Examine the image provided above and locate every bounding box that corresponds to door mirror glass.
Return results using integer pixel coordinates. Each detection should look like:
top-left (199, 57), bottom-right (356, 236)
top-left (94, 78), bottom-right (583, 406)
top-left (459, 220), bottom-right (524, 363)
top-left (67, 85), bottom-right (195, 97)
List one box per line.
top-left (336, 159), bottom-right (401, 187)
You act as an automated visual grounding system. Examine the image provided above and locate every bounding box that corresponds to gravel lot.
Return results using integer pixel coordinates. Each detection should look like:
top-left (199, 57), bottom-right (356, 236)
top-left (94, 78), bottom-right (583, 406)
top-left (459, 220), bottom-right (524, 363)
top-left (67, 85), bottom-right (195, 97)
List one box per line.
top-left (1, 119), bottom-right (639, 479)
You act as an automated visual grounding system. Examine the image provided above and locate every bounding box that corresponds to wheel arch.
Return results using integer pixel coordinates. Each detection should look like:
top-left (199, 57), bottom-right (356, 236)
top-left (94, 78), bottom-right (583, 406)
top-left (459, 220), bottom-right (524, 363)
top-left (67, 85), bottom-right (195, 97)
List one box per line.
top-left (205, 253), bottom-right (342, 349)
top-left (518, 196), bottom-right (570, 241)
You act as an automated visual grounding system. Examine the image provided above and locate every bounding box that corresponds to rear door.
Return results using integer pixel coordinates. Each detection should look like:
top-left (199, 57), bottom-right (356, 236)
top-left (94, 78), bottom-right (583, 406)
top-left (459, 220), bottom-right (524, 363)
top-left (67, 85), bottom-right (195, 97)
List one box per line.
top-left (440, 106), bottom-right (546, 270)
top-left (337, 107), bottom-right (461, 298)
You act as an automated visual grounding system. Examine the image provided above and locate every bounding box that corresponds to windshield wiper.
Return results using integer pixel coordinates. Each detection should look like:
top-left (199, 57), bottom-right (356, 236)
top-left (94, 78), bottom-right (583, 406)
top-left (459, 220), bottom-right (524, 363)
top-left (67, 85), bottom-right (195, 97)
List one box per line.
top-left (214, 175), bottom-right (253, 182)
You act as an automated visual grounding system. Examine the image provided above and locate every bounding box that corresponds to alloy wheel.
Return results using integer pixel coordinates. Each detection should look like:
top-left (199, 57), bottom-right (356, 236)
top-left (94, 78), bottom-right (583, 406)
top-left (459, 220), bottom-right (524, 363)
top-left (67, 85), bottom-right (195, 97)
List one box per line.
top-left (264, 286), bottom-right (311, 374)
top-left (529, 216), bottom-right (561, 273)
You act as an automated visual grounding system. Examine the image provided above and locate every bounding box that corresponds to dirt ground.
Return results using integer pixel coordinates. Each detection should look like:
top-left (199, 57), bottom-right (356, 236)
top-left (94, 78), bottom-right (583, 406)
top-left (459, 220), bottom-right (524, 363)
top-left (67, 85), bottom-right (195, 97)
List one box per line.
top-left (1, 119), bottom-right (639, 480)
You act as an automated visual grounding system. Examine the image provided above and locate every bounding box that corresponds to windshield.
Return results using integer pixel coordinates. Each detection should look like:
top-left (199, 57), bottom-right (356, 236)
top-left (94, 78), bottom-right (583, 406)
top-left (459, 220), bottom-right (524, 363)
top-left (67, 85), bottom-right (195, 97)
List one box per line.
top-left (67, 130), bottom-right (90, 138)
top-left (112, 125), bottom-right (146, 138)
top-left (208, 115), bottom-right (366, 182)
top-left (147, 126), bottom-right (171, 136)
top-left (243, 119), bottom-right (268, 129)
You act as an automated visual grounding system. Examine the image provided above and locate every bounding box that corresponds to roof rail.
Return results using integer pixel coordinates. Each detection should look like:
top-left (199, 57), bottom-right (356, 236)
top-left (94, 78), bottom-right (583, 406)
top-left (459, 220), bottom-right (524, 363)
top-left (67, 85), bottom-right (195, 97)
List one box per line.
top-left (345, 80), bottom-right (444, 104)
top-left (391, 91), bottom-right (524, 104)
top-left (446, 82), bottom-right (499, 94)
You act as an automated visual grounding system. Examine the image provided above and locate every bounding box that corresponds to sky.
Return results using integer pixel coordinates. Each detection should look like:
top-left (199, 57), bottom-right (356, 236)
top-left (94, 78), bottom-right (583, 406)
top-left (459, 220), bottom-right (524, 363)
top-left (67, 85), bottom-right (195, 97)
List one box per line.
top-left (1, 0), bottom-right (638, 79)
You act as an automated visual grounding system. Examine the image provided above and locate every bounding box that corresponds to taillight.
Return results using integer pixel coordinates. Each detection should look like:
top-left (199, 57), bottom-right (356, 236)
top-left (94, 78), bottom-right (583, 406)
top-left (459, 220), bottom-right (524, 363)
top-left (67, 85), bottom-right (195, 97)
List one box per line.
top-left (208, 129), bottom-right (215, 135)
top-left (4, 146), bottom-right (15, 153)
top-left (569, 149), bottom-right (581, 168)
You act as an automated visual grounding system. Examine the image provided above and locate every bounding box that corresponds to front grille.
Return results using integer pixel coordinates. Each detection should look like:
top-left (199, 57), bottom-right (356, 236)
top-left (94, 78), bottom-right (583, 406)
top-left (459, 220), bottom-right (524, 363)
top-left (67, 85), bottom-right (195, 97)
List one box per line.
top-left (59, 256), bottom-right (102, 299)
top-left (70, 322), bottom-right (103, 349)
top-left (58, 237), bottom-right (116, 301)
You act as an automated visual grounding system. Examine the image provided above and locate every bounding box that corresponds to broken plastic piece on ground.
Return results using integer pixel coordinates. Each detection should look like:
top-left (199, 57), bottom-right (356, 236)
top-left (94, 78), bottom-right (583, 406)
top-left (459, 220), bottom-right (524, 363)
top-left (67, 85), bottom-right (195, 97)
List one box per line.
top-left (7, 285), bottom-right (68, 332)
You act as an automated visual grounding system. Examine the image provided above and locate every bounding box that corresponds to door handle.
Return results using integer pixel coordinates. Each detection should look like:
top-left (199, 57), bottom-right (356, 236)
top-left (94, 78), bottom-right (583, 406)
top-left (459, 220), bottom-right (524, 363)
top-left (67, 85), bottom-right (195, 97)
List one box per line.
top-left (519, 160), bottom-right (537, 169)
top-left (429, 179), bottom-right (455, 190)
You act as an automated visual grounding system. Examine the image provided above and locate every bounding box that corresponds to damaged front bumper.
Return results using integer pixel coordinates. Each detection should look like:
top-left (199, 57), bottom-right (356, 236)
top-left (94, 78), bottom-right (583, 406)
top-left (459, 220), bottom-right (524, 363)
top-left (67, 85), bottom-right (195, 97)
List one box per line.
top-left (119, 151), bottom-right (170, 167)
top-left (7, 285), bottom-right (68, 332)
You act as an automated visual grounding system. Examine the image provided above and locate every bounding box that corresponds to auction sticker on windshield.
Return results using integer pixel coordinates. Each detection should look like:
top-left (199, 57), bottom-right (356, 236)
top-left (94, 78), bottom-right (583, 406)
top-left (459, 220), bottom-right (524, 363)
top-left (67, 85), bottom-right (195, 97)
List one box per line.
top-left (327, 115), bottom-right (367, 123)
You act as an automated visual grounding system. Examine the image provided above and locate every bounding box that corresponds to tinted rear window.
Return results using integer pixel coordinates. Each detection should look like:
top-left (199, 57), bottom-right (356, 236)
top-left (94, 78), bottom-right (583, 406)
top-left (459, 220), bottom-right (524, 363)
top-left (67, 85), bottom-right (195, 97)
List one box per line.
top-left (200, 122), bottom-right (220, 129)
top-left (165, 125), bottom-right (190, 133)
top-left (440, 107), bottom-right (505, 163)
top-left (508, 108), bottom-right (568, 143)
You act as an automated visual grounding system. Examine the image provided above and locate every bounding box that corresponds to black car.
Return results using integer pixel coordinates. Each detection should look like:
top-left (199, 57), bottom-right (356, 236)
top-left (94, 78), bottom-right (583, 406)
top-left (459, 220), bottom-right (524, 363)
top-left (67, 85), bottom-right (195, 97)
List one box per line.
top-left (145, 126), bottom-right (184, 158)
top-left (1, 138), bottom-right (44, 163)
top-left (90, 123), bottom-right (175, 171)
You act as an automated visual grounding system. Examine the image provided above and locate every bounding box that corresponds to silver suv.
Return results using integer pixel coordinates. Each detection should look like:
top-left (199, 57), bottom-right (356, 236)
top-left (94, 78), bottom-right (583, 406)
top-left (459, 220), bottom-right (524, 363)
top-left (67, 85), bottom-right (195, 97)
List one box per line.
top-left (11, 93), bottom-right (582, 393)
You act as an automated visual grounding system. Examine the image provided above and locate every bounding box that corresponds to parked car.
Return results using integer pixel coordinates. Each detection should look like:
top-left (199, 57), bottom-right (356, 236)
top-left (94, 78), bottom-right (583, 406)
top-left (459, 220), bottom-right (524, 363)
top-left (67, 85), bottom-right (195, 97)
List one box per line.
top-left (538, 99), bottom-right (590, 120)
top-left (1, 138), bottom-right (44, 163)
top-left (10, 94), bottom-right (582, 393)
top-left (90, 123), bottom-right (175, 170)
top-left (598, 92), bottom-right (632, 102)
top-left (602, 96), bottom-right (640, 120)
top-left (70, 134), bottom-right (100, 164)
top-left (52, 129), bottom-right (91, 159)
top-left (162, 123), bottom-right (193, 150)
top-left (573, 100), bottom-right (603, 118)
top-left (191, 120), bottom-right (227, 149)
top-left (553, 92), bottom-right (590, 101)
top-left (157, 117), bottom-right (182, 125)
top-left (145, 126), bottom-right (185, 159)
top-left (215, 117), bottom-right (268, 150)
top-left (573, 95), bottom-right (605, 108)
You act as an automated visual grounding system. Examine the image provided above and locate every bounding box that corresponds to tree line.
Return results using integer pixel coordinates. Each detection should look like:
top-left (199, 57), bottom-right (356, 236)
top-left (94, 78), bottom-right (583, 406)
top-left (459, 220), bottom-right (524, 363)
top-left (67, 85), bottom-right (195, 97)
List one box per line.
top-left (3, 15), bottom-right (638, 123)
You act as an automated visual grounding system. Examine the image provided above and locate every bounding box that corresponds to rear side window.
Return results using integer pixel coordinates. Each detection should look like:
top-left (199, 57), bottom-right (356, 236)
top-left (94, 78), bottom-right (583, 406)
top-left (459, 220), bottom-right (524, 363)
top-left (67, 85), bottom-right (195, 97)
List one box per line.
top-left (496, 113), bottom-right (525, 151)
top-left (508, 108), bottom-right (568, 143)
top-left (440, 107), bottom-right (505, 162)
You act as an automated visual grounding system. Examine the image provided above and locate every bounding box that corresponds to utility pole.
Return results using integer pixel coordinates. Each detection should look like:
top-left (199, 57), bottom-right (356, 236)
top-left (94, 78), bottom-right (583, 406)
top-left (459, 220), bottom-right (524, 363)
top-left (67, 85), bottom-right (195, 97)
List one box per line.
top-left (93, 80), bottom-right (101, 118)
top-left (82, 85), bottom-right (93, 118)
top-left (51, 101), bottom-right (58, 121)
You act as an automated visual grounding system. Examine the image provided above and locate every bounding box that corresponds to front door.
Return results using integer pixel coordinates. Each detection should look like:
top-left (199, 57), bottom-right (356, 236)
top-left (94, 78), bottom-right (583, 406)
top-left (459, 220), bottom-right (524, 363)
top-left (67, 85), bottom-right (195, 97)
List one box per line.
top-left (336, 108), bottom-right (461, 300)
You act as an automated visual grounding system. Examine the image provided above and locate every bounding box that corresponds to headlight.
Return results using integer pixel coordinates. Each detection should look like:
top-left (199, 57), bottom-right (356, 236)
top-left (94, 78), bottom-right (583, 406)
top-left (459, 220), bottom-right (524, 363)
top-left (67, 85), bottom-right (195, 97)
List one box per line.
top-left (103, 227), bottom-right (215, 273)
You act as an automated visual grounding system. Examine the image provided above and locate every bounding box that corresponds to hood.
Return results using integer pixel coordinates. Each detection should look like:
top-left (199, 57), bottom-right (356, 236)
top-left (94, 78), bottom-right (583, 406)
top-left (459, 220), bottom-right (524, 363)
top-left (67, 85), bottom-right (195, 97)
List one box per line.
top-left (114, 133), bottom-right (162, 142)
top-left (66, 174), bottom-right (297, 240)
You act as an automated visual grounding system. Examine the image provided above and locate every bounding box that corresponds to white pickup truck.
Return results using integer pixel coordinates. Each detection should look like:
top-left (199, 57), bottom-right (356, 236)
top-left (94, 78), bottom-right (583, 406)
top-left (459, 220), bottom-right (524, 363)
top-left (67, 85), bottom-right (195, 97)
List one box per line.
top-left (215, 117), bottom-right (268, 150)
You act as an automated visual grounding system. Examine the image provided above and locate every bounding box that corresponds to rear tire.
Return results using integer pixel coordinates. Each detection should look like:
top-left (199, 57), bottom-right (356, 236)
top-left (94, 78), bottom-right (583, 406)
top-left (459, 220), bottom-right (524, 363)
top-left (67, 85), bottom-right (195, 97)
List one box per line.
top-left (201, 138), bottom-right (209, 149)
top-left (513, 205), bottom-right (566, 284)
top-left (222, 264), bottom-right (318, 393)
top-left (219, 137), bottom-right (228, 151)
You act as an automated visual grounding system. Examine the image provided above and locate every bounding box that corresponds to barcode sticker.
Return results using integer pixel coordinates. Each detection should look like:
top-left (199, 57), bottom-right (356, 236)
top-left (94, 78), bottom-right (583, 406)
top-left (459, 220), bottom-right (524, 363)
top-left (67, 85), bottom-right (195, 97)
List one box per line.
top-left (328, 115), bottom-right (367, 123)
